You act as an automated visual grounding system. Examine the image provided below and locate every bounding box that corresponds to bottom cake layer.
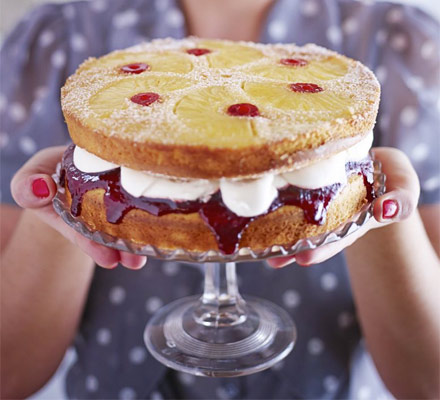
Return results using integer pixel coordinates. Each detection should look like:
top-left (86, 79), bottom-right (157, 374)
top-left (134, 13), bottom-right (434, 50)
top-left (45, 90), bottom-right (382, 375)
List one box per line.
top-left (64, 173), bottom-right (368, 253)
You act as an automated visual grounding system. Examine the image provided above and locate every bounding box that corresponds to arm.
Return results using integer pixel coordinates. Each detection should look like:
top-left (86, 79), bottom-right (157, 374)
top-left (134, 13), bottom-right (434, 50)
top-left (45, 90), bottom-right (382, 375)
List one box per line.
top-left (1, 148), bottom-right (147, 399)
top-left (270, 148), bottom-right (439, 398)
top-left (345, 207), bottom-right (439, 399)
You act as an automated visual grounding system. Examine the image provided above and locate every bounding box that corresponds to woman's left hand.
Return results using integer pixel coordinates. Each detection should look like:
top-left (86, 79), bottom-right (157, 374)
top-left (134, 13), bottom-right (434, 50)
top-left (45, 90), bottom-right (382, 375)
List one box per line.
top-left (268, 147), bottom-right (420, 268)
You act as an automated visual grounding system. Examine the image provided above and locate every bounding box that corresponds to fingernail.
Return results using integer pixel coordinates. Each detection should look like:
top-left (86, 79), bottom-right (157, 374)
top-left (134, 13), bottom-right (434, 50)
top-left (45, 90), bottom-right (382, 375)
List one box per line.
top-left (382, 199), bottom-right (398, 219)
top-left (32, 178), bottom-right (50, 198)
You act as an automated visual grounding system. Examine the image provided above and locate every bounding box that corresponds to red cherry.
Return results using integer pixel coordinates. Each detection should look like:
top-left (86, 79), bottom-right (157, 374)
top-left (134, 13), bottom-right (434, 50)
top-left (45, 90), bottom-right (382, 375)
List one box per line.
top-left (130, 92), bottom-right (160, 106)
top-left (280, 58), bottom-right (308, 67)
top-left (186, 48), bottom-right (211, 56)
top-left (120, 63), bottom-right (150, 74)
top-left (289, 83), bottom-right (323, 93)
top-left (227, 103), bottom-right (260, 117)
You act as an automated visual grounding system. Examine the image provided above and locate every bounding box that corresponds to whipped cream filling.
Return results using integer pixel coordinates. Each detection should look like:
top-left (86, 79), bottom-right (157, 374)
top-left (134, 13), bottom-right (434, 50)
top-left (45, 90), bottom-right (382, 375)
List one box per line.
top-left (73, 131), bottom-right (373, 218)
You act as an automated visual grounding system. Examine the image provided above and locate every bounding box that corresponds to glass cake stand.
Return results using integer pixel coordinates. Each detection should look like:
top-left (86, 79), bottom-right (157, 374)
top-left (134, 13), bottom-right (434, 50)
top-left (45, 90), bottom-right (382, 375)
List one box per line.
top-left (52, 159), bottom-right (385, 377)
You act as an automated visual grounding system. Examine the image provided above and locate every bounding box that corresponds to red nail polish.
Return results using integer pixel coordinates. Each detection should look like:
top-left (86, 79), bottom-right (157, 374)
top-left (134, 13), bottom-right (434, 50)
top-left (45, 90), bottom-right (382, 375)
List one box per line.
top-left (32, 178), bottom-right (50, 198)
top-left (382, 199), bottom-right (398, 219)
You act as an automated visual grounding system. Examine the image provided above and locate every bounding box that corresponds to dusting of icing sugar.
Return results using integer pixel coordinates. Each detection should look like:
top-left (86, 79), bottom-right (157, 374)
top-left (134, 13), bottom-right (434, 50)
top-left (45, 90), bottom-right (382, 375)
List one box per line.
top-left (61, 37), bottom-right (380, 146)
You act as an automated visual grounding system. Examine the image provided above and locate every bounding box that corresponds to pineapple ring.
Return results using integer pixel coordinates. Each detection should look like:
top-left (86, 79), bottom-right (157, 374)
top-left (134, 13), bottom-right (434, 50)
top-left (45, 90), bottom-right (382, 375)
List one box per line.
top-left (82, 51), bottom-right (194, 74)
top-left (62, 37), bottom-right (380, 178)
top-left (243, 56), bottom-right (348, 82)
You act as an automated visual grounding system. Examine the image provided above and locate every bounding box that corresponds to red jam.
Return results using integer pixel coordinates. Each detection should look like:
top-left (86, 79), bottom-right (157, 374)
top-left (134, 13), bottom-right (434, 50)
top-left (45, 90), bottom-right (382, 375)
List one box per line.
top-left (120, 63), bottom-right (150, 74)
top-left (280, 58), bottom-right (308, 67)
top-left (227, 103), bottom-right (260, 117)
top-left (61, 145), bottom-right (374, 254)
top-left (289, 83), bottom-right (323, 93)
top-left (130, 92), bottom-right (160, 106)
top-left (186, 48), bottom-right (211, 56)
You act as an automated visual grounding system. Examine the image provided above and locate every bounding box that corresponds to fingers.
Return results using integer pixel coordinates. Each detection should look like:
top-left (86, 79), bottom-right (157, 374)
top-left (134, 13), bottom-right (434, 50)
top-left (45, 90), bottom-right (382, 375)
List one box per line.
top-left (267, 256), bottom-right (296, 269)
top-left (119, 252), bottom-right (147, 270)
top-left (372, 148), bottom-right (420, 223)
top-left (10, 146), bottom-right (66, 210)
top-left (73, 232), bottom-right (121, 268)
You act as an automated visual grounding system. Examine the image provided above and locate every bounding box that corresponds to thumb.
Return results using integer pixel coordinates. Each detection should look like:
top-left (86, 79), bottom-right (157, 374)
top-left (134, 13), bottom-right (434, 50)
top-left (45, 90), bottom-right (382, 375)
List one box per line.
top-left (10, 146), bottom-right (65, 209)
top-left (11, 173), bottom-right (57, 209)
top-left (372, 147), bottom-right (420, 224)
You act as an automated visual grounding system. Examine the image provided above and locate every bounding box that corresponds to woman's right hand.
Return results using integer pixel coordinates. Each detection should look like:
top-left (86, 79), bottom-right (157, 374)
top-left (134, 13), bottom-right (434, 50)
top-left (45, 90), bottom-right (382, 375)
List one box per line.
top-left (10, 146), bottom-right (147, 269)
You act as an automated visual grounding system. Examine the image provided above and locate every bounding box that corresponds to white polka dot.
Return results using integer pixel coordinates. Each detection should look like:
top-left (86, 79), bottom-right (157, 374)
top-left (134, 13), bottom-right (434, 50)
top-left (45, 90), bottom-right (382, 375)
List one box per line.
top-left (165, 8), bottom-right (184, 28)
top-left (155, 0), bottom-right (170, 12)
top-left (342, 17), bottom-right (358, 35)
top-left (51, 50), bottom-right (66, 68)
top-left (39, 30), bottom-right (55, 47)
top-left (268, 20), bottom-right (288, 41)
top-left (423, 176), bottom-right (440, 192)
top-left (376, 29), bottom-right (387, 45)
top-left (128, 346), bottom-right (147, 364)
top-left (113, 9), bottom-right (139, 29)
top-left (386, 7), bottom-right (404, 24)
top-left (90, 0), bottom-right (108, 12)
top-left (177, 372), bottom-right (195, 385)
top-left (400, 106), bottom-right (418, 127)
top-left (308, 337), bottom-right (325, 355)
top-left (301, 0), bottom-right (319, 17)
top-left (375, 65), bottom-right (387, 83)
top-left (109, 286), bottom-right (126, 304)
top-left (71, 33), bottom-right (87, 52)
top-left (19, 136), bottom-right (37, 155)
top-left (31, 99), bottom-right (45, 114)
top-left (150, 391), bottom-right (164, 400)
top-left (323, 375), bottom-right (339, 392)
top-left (421, 40), bottom-right (437, 60)
top-left (338, 311), bottom-right (354, 328)
top-left (320, 272), bottom-right (338, 291)
top-left (411, 143), bottom-right (429, 162)
top-left (216, 387), bottom-right (230, 399)
top-left (34, 86), bottom-right (48, 100)
top-left (406, 75), bottom-right (424, 91)
top-left (282, 289), bottom-right (301, 308)
top-left (85, 375), bottom-right (99, 392)
top-left (63, 4), bottom-right (76, 19)
top-left (162, 262), bottom-right (180, 276)
top-left (9, 102), bottom-right (26, 122)
top-left (326, 26), bottom-right (342, 46)
top-left (379, 114), bottom-right (390, 131)
top-left (0, 94), bottom-right (6, 112)
top-left (358, 385), bottom-right (372, 399)
top-left (145, 296), bottom-right (163, 313)
top-left (96, 328), bottom-right (112, 345)
top-left (271, 359), bottom-right (285, 371)
top-left (0, 132), bottom-right (9, 149)
top-left (119, 387), bottom-right (137, 400)
top-left (390, 33), bottom-right (407, 51)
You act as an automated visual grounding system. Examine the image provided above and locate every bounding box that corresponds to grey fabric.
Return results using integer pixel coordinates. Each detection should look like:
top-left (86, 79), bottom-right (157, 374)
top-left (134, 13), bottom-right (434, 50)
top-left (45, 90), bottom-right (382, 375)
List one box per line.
top-left (0, 0), bottom-right (439, 399)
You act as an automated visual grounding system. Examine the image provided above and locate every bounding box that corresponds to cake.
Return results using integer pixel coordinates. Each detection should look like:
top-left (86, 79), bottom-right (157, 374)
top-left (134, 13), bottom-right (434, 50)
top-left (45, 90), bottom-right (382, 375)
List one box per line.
top-left (60, 37), bottom-right (380, 254)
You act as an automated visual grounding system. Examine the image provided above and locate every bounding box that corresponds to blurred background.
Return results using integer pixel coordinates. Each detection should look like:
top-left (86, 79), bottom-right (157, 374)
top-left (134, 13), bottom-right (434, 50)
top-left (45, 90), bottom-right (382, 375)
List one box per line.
top-left (0, 0), bottom-right (438, 399)
top-left (1, 0), bottom-right (439, 42)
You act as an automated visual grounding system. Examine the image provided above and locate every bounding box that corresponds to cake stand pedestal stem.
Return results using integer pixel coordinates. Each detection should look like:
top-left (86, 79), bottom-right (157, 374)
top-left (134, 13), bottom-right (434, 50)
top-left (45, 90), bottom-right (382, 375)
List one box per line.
top-left (195, 262), bottom-right (247, 327)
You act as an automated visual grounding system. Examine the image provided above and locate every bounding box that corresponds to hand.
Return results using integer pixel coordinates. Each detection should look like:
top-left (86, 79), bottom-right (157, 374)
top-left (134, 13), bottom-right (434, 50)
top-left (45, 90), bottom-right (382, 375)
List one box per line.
top-left (10, 146), bottom-right (147, 269)
top-left (268, 147), bottom-right (420, 268)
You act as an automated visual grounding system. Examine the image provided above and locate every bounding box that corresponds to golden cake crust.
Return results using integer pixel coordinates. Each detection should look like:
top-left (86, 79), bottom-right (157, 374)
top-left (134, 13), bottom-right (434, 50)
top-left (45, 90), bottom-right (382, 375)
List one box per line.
top-left (61, 38), bottom-right (380, 179)
top-left (65, 174), bottom-right (367, 253)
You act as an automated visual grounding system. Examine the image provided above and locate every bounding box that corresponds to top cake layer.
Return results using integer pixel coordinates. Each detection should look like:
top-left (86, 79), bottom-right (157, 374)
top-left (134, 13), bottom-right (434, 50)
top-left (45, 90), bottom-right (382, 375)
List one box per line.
top-left (61, 37), bottom-right (380, 179)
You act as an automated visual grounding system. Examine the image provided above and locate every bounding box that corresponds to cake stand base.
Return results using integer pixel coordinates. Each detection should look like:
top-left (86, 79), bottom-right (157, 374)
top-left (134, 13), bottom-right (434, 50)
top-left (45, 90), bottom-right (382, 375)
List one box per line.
top-left (144, 293), bottom-right (296, 377)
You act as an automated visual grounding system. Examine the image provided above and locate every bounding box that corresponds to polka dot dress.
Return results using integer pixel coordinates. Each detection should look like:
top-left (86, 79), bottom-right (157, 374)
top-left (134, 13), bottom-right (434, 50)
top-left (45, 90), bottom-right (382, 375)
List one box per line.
top-left (0, 0), bottom-right (438, 398)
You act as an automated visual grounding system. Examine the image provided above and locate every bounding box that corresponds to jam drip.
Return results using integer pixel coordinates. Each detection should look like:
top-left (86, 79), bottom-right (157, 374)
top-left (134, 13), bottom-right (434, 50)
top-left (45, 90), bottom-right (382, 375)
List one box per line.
top-left (62, 145), bottom-right (374, 254)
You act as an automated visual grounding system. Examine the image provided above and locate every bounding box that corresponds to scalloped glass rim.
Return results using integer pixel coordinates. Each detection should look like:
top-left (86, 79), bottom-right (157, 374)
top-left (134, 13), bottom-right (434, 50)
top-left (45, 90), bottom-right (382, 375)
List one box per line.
top-left (52, 157), bottom-right (385, 263)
